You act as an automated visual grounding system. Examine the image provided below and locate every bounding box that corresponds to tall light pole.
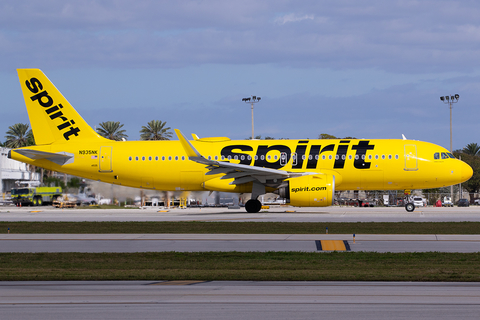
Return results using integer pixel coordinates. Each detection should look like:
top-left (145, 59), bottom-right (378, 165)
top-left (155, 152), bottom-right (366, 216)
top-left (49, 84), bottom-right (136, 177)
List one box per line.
top-left (242, 96), bottom-right (261, 139)
top-left (440, 94), bottom-right (459, 201)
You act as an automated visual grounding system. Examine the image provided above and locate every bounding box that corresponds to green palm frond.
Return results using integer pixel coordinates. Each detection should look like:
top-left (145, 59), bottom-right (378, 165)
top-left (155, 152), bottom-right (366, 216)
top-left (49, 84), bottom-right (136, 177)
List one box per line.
top-left (96, 121), bottom-right (128, 141)
top-left (139, 120), bottom-right (172, 141)
top-left (4, 123), bottom-right (35, 148)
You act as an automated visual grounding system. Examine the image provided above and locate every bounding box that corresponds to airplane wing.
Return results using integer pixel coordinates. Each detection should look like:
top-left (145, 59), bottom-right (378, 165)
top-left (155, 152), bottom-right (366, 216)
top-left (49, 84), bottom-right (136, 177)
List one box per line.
top-left (12, 149), bottom-right (74, 166)
top-left (175, 129), bottom-right (302, 186)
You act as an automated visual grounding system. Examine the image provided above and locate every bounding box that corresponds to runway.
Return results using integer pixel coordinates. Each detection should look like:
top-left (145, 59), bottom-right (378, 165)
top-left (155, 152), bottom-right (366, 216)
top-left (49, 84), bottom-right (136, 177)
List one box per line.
top-left (1, 234), bottom-right (479, 252)
top-left (1, 281), bottom-right (480, 320)
top-left (1, 205), bottom-right (480, 222)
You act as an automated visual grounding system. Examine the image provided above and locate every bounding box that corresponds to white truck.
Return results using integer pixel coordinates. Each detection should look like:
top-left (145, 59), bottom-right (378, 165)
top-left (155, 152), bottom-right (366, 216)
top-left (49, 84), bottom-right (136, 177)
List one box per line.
top-left (443, 196), bottom-right (453, 207)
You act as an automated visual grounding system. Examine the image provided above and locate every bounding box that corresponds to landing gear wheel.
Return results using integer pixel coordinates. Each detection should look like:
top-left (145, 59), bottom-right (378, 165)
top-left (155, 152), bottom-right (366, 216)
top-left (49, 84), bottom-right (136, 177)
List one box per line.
top-left (405, 202), bottom-right (415, 212)
top-left (245, 199), bottom-right (262, 213)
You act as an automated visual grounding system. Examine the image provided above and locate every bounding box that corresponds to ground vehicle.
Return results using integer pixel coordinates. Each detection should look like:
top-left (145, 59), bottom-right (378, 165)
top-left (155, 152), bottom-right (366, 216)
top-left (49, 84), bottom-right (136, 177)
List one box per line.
top-left (11, 186), bottom-right (62, 206)
top-left (457, 198), bottom-right (469, 207)
top-left (442, 196), bottom-right (453, 207)
top-left (413, 197), bottom-right (426, 207)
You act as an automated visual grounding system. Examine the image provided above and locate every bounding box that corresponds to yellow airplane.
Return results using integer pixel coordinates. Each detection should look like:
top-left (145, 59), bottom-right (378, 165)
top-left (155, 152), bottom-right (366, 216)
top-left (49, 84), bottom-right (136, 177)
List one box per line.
top-left (9, 69), bottom-right (473, 213)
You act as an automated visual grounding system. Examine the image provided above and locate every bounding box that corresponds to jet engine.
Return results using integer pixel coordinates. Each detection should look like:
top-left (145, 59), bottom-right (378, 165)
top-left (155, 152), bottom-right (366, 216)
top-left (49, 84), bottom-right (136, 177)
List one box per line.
top-left (275, 174), bottom-right (335, 207)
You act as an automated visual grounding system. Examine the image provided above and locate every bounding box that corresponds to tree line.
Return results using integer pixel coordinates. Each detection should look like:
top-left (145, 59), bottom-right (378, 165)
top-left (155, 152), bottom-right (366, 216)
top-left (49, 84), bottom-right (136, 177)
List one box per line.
top-left (1, 120), bottom-right (173, 147)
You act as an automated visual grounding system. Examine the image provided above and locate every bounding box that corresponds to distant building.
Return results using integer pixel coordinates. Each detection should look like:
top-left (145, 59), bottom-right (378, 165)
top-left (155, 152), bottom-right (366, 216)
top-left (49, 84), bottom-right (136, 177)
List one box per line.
top-left (0, 147), bottom-right (41, 194)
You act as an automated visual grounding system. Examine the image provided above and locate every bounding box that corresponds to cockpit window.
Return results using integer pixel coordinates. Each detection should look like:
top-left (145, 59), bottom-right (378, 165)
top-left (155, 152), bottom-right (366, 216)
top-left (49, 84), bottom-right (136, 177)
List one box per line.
top-left (441, 152), bottom-right (449, 159)
top-left (434, 152), bottom-right (440, 160)
top-left (447, 153), bottom-right (455, 159)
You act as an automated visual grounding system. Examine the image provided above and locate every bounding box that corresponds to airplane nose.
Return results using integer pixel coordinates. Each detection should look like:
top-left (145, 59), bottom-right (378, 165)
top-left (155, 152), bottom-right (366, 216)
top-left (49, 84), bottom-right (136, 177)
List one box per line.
top-left (460, 160), bottom-right (473, 183)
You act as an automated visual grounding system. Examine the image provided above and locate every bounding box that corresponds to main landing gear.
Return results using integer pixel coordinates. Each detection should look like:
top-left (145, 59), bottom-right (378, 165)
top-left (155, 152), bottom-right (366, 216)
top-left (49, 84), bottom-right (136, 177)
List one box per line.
top-left (405, 202), bottom-right (415, 212)
top-left (245, 181), bottom-right (266, 213)
top-left (245, 199), bottom-right (262, 213)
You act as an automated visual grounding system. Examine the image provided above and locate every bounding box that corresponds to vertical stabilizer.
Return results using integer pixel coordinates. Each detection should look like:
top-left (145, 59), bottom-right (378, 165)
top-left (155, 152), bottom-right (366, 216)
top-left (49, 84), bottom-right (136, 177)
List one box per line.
top-left (17, 69), bottom-right (101, 145)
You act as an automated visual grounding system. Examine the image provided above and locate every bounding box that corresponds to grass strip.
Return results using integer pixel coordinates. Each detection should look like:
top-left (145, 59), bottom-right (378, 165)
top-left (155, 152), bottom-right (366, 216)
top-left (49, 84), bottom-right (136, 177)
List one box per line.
top-left (0, 251), bottom-right (479, 281)
top-left (0, 221), bottom-right (479, 234)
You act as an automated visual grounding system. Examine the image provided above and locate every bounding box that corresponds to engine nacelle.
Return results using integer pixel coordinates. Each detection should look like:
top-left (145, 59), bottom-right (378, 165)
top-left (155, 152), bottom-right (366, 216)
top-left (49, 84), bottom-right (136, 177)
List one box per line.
top-left (276, 174), bottom-right (335, 207)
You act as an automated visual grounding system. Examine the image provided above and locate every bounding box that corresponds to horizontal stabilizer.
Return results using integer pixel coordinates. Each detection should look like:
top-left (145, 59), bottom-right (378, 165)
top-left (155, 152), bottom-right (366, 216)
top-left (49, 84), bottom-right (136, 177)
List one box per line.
top-left (13, 149), bottom-right (74, 166)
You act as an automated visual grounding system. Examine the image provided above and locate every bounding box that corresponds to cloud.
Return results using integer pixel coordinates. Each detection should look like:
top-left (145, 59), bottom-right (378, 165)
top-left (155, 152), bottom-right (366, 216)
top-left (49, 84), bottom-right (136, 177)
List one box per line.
top-left (274, 13), bottom-right (315, 25)
top-left (1, 0), bottom-right (480, 73)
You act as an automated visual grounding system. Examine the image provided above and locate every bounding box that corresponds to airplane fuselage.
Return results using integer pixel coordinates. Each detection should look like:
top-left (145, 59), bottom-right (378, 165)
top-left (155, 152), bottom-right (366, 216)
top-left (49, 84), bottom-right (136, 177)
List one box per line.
top-left (12, 137), bottom-right (471, 193)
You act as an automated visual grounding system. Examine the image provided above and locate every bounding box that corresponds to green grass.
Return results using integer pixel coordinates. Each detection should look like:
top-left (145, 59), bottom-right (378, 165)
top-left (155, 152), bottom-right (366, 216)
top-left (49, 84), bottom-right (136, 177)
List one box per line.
top-left (0, 252), bottom-right (479, 281)
top-left (0, 221), bottom-right (479, 234)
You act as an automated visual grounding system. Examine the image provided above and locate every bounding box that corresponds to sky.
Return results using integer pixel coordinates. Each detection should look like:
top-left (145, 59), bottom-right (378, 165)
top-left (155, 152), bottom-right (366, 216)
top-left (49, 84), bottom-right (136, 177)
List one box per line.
top-left (1, 0), bottom-right (480, 150)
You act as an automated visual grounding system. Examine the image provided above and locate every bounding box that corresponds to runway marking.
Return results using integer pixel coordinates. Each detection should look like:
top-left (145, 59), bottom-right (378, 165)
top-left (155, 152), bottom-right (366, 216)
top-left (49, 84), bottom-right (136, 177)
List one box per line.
top-left (29, 211), bottom-right (42, 213)
top-left (316, 240), bottom-right (350, 251)
top-left (151, 280), bottom-right (206, 286)
top-left (192, 218), bottom-right (263, 221)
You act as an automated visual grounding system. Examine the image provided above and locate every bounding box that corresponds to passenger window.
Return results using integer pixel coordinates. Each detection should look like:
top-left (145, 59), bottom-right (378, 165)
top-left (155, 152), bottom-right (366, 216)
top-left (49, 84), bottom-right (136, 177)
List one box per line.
top-left (322, 155), bottom-right (326, 160)
top-left (168, 156), bottom-right (172, 160)
top-left (395, 155), bottom-right (399, 160)
top-left (129, 156), bottom-right (132, 161)
top-left (162, 156), bottom-right (165, 161)
top-left (375, 155), bottom-right (379, 160)
top-left (434, 153), bottom-right (440, 160)
top-left (441, 152), bottom-right (448, 159)
top-left (142, 156), bottom-right (145, 161)
top-left (148, 156), bottom-right (152, 161)
top-left (135, 157), bottom-right (138, 161)
top-left (329, 155), bottom-right (332, 160)
top-left (155, 156), bottom-right (158, 161)
top-left (388, 155), bottom-right (392, 160)
top-left (175, 156), bottom-right (178, 161)
top-left (382, 155), bottom-right (385, 160)
top-left (182, 156), bottom-right (185, 160)
top-left (368, 155), bottom-right (372, 160)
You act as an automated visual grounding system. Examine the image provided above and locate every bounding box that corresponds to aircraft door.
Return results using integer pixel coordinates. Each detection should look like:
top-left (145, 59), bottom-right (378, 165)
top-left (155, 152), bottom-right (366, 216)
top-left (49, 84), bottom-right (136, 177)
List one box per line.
top-left (280, 152), bottom-right (288, 166)
top-left (99, 146), bottom-right (113, 172)
top-left (404, 144), bottom-right (418, 171)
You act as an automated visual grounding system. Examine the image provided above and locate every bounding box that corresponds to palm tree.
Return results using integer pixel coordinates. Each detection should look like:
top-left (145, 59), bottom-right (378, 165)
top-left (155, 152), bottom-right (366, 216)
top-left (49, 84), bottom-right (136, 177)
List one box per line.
top-left (4, 123), bottom-right (34, 148)
top-left (139, 120), bottom-right (172, 140)
top-left (463, 143), bottom-right (480, 156)
top-left (96, 121), bottom-right (128, 141)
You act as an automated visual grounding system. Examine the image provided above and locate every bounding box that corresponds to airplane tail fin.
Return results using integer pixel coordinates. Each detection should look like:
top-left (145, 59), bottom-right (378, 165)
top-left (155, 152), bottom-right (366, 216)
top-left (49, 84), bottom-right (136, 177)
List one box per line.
top-left (17, 69), bottom-right (101, 145)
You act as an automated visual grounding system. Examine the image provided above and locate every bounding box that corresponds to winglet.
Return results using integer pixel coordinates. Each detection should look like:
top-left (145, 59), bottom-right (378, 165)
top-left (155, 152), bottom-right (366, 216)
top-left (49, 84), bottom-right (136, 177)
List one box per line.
top-left (175, 129), bottom-right (202, 158)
